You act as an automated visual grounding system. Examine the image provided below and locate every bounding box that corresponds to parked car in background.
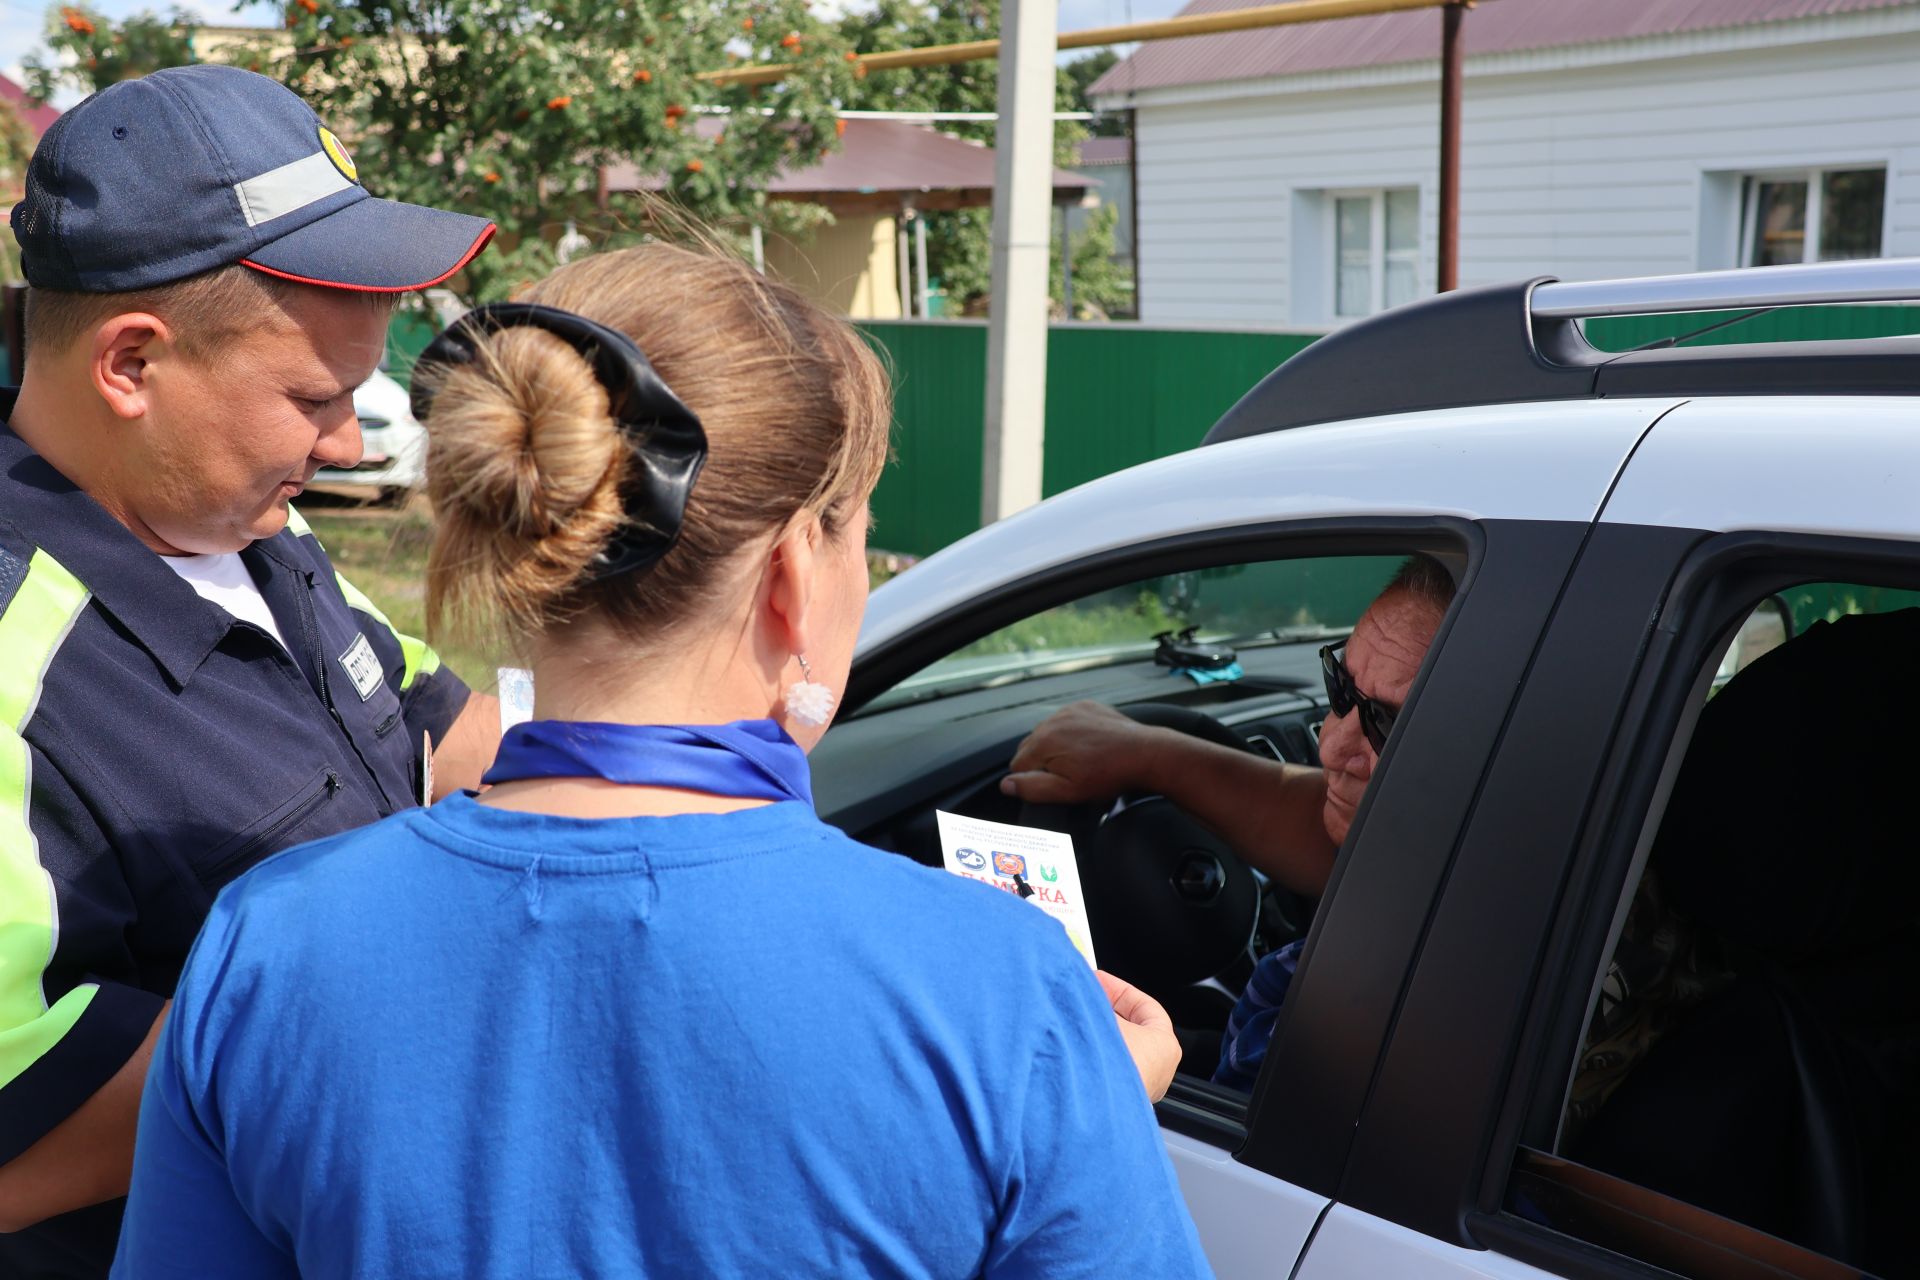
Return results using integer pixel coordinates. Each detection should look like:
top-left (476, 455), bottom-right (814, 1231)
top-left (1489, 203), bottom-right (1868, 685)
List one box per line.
top-left (311, 369), bottom-right (425, 503)
top-left (814, 259), bottom-right (1920, 1280)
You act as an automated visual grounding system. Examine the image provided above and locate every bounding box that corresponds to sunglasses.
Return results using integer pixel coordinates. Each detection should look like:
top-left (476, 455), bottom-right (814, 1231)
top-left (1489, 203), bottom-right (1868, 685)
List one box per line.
top-left (1320, 641), bottom-right (1398, 754)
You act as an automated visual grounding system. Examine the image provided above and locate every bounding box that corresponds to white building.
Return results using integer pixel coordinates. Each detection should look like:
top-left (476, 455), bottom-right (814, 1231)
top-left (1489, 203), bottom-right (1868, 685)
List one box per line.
top-left (1090, 0), bottom-right (1920, 329)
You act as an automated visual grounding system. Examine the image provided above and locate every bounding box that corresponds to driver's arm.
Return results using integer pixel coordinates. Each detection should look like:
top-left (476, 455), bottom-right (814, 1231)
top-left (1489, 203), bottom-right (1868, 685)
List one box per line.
top-left (1001, 701), bottom-right (1338, 896)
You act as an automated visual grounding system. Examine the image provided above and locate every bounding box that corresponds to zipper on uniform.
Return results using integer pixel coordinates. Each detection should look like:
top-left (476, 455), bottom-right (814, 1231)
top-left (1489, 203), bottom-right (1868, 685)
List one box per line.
top-left (204, 768), bottom-right (342, 880)
top-left (298, 570), bottom-right (334, 710)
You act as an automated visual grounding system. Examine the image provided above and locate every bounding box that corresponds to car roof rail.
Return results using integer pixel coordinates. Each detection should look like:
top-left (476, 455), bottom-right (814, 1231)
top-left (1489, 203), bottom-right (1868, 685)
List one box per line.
top-left (1204, 259), bottom-right (1920, 445)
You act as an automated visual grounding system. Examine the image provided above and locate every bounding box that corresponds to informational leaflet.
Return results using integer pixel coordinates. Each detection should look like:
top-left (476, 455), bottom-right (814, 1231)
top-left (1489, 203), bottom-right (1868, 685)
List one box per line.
top-left (935, 811), bottom-right (1097, 969)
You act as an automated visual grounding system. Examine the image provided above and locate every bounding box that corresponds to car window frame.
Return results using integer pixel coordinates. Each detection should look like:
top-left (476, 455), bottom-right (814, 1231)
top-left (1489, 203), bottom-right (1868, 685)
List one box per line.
top-left (1359, 527), bottom-right (1920, 1278)
top-left (838, 513), bottom-right (1601, 1202)
top-left (848, 519), bottom-right (1469, 718)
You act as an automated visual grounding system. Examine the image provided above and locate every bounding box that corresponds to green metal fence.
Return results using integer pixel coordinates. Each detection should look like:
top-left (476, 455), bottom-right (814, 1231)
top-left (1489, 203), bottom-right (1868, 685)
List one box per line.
top-left (866, 305), bottom-right (1920, 557)
top-left (385, 309), bottom-right (442, 382)
top-left (862, 321), bottom-right (1317, 556)
top-left (1583, 304), bottom-right (1920, 350)
top-left (376, 301), bottom-right (1920, 560)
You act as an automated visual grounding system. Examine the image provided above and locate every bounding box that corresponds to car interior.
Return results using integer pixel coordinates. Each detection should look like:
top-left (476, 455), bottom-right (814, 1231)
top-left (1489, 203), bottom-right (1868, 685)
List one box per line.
top-left (814, 554), bottom-right (1408, 1084)
top-left (821, 551), bottom-right (1920, 1280)
top-left (1515, 585), bottom-right (1920, 1280)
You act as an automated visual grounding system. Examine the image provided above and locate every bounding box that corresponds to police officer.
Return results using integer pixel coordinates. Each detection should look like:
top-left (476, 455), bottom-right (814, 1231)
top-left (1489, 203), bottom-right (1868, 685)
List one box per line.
top-left (0, 66), bottom-right (502, 1275)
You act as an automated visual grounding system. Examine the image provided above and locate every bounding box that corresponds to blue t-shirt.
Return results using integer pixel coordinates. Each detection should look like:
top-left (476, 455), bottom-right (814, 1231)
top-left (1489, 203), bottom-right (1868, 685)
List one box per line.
top-left (113, 796), bottom-right (1212, 1280)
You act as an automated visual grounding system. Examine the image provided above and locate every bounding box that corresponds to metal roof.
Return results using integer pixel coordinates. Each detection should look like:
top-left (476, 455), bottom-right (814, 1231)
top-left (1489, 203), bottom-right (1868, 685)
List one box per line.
top-left (0, 75), bottom-right (60, 138)
top-left (1089, 0), bottom-right (1919, 96)
top-left (1075, 136), bottom-right (1132, 166)
top-left (604, 118), bottom-right (1093, 208)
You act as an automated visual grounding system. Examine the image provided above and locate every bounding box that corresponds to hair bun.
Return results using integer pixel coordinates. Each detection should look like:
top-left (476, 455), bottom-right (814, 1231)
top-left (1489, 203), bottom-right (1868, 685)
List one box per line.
top-left (423, 327), bottom-right (629, 634)
top-left (429, 328), bottom-right (623, 535)
top-left (422, 242), bottom-right (891, 650)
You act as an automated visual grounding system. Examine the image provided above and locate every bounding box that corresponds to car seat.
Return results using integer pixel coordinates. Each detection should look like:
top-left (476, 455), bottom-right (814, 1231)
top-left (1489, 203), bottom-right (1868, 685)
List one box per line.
top-left (1570, 609), bottom-right (1920, 1274)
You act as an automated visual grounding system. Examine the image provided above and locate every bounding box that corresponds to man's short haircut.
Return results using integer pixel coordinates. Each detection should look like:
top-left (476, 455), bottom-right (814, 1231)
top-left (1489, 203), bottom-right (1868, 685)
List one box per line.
top-left (1386, 554), bottom-right (1457, 613)
top-left (25, 264), bottom-right (398, 364)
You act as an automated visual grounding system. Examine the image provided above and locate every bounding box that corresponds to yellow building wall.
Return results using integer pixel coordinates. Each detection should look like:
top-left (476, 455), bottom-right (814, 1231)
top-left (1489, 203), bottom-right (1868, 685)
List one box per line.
top-left (190, 26), bottom-right (295, 64)
top-left (765, 212), bottom-right (902, 320)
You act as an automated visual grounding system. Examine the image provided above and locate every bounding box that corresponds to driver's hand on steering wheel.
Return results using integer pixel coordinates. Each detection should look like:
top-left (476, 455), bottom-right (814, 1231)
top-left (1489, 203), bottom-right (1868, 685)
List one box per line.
top-left (1100, 970), bottom-right (1181, 1102)
top-left (1002, 702), bottom-right (1174, 805)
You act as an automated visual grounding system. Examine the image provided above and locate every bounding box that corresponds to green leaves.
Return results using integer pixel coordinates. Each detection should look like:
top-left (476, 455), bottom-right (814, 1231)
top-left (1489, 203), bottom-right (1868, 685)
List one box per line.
top-left (25, 6), bottom-right (198, 100)
top-left (1052, 203), bottom-right (1131, 320)
top-left (281, 0), bottom-right (853, 300)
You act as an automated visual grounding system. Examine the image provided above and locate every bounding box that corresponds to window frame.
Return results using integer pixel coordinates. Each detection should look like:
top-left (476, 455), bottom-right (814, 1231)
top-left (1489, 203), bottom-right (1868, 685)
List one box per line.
top-left (838, 513), bottom-right (1602, 1196)
top-left (1447, 530), bottom-right (1920, 1279)
top-left (1735, 165), bottom-right (1888, 267)
top-left (1325, 186), bottom-right (1421, 320)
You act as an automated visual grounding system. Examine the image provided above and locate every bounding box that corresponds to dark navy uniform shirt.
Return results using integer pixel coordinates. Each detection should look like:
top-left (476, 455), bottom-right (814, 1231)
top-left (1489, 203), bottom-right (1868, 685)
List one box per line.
top-left (0, 409), bottom-right (470, 1278)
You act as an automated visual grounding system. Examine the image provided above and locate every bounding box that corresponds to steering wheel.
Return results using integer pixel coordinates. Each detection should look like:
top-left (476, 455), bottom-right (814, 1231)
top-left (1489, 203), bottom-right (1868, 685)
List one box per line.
top-left (1015, 704), bottom-right (1268, 1004)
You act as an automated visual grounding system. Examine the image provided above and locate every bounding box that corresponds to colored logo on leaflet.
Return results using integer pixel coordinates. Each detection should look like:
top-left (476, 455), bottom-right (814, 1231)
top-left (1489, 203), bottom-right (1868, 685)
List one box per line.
top-left (1040, 864), bottom-right (1059, 883)
top-left (955, 847), bottom-right (987, 871)
top-left (992, 851), bottom-right (1027, 879)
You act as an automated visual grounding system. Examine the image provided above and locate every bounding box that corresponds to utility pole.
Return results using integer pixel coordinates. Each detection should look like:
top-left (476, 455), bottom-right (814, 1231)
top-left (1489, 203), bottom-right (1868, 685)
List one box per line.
top-left (1437, 0), bottom-right (1467, 291)
top-left (980, 0), bottom-right (1059, 524)
top-left (698, 0), bottom-right (1492, 518)
top-left (914, 212), bottom-right (931, 318)
top-left (1060, 204), bottom-right (1075, 318)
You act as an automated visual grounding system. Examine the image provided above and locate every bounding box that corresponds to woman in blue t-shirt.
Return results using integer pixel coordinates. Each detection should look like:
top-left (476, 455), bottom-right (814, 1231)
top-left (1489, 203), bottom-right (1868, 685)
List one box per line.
top-left (113, 244), bottom-right (1212, 1280)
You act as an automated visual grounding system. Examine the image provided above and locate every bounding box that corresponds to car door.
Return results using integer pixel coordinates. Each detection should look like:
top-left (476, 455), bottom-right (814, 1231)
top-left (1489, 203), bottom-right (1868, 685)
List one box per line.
top-left (838, 398), bottom-right (1679, 1277)
top-left (1305, 395), bottom-right (1920, 1280)
top-left (1288, 512), bottom-right (1700, 1280)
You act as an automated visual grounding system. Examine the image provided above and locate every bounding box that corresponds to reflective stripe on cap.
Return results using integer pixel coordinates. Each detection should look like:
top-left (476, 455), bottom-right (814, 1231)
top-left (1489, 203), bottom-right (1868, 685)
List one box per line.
top-left (232, 150), bottom-right (356, 229)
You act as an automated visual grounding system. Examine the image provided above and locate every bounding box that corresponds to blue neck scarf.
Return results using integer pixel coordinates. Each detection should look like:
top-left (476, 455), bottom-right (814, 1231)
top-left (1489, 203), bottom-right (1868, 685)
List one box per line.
top-left (482, 718), bottom-right (813, 807)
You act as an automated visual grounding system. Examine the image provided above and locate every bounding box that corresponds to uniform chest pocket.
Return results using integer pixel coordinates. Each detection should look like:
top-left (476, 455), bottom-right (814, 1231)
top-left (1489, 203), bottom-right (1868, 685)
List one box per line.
top-left (196, 765), bottom-right (342, 890)
top-left (332, 630), bottom-right (405, 738)
top-left (365, 680), bottom-right (405, 739)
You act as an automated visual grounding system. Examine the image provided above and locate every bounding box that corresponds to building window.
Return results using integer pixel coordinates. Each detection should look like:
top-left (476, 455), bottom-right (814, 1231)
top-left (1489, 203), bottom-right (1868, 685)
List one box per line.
top-left (1740, 167), bottom-right (1885, 267)
top-left (1332, 188), bottom-right (1419, 318)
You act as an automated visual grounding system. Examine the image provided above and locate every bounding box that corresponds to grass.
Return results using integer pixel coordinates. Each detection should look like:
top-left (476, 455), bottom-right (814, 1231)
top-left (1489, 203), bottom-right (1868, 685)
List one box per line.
top-left (302, 501), bottom-right (510, 695)
top-left (952, 590), bottom-right (1184, 659)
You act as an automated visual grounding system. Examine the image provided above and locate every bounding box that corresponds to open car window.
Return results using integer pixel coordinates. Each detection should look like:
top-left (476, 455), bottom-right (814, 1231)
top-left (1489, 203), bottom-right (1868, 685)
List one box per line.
top-left (823, 547), bottom-right (1473, 1133)
top-left (861, 557), bottom-right (1406, 714)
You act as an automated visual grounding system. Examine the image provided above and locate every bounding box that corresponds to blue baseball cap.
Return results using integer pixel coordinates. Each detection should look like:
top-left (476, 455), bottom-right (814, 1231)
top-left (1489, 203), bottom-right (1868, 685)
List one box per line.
top-left (11, 64), bottom-right (495, 293)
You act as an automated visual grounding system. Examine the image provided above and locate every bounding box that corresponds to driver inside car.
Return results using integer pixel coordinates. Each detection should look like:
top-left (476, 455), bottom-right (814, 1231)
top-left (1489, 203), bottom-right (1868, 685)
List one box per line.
top-left (1001, 556), bottom-right (1454, 1089)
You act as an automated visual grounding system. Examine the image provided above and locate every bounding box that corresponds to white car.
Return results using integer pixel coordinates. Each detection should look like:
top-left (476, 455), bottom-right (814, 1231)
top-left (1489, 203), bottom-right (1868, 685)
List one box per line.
top-left (311, 369), bottom-right (425, 501)
top-left (813, 259), bottom-right (1920, 1279)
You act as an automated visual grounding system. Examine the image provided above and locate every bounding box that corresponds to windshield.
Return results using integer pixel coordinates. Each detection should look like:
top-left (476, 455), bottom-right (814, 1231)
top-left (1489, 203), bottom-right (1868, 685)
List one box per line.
top-left (867, 555), bottom-right (1407, 711)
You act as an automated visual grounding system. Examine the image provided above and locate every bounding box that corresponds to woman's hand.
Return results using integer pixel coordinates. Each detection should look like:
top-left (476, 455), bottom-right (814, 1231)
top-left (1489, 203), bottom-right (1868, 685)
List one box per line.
top-left (1099, 970), bottom-right (1181, 1102)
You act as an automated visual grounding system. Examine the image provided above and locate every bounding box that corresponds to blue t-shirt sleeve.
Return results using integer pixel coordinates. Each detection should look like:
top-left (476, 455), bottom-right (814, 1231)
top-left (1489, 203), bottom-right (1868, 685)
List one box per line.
top-left (111, 903), bottom-right (296, 1280)
top-left (984, 948), bottom-right (1214, 1280)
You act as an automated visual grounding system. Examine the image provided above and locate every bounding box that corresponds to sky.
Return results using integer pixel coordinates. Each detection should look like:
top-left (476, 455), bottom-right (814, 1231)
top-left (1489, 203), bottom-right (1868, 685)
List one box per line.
top-left (0, 0), bottom-right (1188, 102)
top-left (0, 0), bottom-right (272, 95)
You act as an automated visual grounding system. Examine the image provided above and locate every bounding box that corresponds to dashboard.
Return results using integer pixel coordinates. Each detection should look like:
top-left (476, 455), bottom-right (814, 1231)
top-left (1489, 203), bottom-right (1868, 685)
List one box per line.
top-left (813, 638), bottom-right (1342, 1071)
top-left (814, 641), bottom-right (1335, 868)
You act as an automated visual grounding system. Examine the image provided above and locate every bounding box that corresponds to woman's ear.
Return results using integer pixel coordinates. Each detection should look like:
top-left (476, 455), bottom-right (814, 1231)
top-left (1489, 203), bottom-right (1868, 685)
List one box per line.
top-left (90, 312), bottom-right (170, 421)
top-left (764, 512), bottom-right (824, 658)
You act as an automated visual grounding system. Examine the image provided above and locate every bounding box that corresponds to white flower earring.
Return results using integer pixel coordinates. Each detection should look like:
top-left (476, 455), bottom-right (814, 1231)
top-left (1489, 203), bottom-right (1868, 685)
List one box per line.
top-left (785, 655), bottom-right (837, 728)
